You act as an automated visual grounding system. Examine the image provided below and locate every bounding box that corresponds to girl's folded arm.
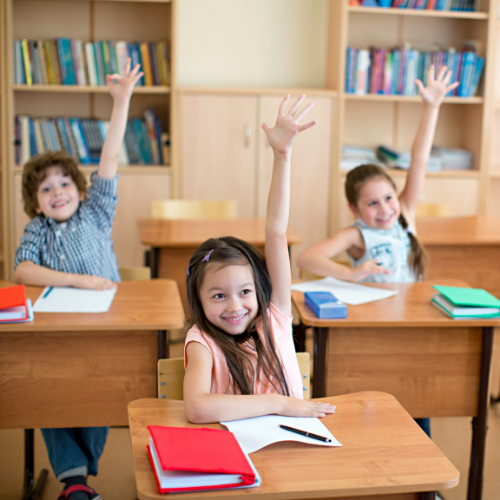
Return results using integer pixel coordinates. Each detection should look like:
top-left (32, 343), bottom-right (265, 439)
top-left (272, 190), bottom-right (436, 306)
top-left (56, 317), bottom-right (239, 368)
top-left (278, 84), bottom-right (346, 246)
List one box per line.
top-left (183, 342), bottom-right (335, 423)
top-left (297, 226), bottom-right (363, 280)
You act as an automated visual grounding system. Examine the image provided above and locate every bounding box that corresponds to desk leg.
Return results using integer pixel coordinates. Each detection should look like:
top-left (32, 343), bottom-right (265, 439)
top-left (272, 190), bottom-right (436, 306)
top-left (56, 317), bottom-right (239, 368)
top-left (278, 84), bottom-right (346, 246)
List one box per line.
top-left (293, 322), bottom-right (306, 353)
top-left (20, 429), bottom-right (48, 500)
top-left (313, 327), bottom-right (328, 398)
top-left (157, 330), bottom-right (169, 360)
top-left (467, 326), bottom-right (494, 500)
top-left (149, 247), bottom-right (160, 279)
top-left (420, 493), bottom-right (435, 500)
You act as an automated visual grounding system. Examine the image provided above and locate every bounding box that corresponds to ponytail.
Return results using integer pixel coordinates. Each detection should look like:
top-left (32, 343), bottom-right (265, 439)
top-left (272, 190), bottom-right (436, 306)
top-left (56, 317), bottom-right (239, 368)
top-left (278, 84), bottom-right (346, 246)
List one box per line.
top-left (398, 213), bottom-right (427, 280)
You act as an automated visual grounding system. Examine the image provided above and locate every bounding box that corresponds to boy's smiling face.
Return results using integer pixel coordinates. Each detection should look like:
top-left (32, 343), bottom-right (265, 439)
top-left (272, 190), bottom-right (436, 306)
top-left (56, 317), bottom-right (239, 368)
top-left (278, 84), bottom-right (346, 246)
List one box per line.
top-left (36, 167), bottom-right (84, 222)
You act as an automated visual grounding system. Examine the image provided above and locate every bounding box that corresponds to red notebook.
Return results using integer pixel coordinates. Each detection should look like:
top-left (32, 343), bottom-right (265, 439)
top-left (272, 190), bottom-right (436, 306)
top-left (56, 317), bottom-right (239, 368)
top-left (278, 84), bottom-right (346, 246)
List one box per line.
top-left (0, 285), bottom-right (29, 322)
top-left (147, 425), bottom-right (261, 494)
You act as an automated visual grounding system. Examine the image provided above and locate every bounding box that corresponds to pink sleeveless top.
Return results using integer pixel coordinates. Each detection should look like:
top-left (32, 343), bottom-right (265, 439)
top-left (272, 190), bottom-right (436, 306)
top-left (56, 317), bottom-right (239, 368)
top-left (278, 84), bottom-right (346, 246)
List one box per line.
top-left (184, 303), bottom-right (303, 399)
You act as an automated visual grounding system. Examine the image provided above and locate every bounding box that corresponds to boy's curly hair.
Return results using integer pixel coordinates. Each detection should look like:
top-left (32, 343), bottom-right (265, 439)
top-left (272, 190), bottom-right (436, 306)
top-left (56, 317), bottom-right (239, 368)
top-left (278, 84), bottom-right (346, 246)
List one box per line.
top-left (22, 151), bottom-right (87, 219)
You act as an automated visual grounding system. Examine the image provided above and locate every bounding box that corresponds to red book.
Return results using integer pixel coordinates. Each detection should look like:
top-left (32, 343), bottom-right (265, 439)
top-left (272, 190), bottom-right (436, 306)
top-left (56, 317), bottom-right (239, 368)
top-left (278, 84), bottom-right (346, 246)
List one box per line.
top-left (0, 285), bottom-right (29, 322)
top-left (147, 425), bottom-right (261, 494)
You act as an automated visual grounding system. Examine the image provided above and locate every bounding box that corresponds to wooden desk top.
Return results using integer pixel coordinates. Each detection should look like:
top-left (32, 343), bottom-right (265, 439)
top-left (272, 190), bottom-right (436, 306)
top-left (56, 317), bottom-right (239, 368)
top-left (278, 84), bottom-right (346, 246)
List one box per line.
top-left (416, 215), bottom-right (500, 246)
top-left (128, 392), bottom-right (459, 500)
top-left (0, 279), bottom-right (185, 332)
top-left (137, 218), bottom-right (302, 248)
top-left (292, 279), bottom-right (500, 327)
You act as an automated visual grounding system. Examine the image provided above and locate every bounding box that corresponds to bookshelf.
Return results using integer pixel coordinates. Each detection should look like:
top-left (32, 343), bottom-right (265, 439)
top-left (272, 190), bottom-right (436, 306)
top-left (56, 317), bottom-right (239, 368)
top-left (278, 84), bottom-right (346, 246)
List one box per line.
top-left (1, 0), bottom-right (176, 279)
top-left (0, 0), bottom-right (5, 280)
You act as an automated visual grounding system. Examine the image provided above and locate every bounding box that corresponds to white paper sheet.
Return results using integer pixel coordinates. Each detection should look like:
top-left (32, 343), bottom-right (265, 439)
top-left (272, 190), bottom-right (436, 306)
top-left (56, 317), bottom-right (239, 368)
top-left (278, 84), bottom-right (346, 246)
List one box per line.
top-left (221, 415), bottom-right (342, 454)
top-left (33, 287), bottom-right (117, 313)
top-left (291, 277), bottom-right (398, 305)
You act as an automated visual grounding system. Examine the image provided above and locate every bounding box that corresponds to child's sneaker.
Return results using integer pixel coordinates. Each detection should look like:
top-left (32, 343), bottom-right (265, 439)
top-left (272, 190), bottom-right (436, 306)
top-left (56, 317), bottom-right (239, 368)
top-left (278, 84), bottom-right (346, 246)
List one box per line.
top-left (58, 476), bottom-right (103, 500)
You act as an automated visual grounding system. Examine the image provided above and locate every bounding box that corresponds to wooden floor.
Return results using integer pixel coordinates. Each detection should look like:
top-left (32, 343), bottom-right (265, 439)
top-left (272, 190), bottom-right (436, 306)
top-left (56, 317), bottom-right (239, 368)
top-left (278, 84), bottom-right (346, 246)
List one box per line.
top-left (2, 335), bottom-right (500, 500)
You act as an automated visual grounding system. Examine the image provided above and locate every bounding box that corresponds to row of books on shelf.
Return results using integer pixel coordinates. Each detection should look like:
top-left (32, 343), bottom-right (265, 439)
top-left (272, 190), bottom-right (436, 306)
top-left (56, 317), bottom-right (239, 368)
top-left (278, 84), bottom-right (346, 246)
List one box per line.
top-left (13, 39), bottom-right (170, 87)
top-left (345, 46), bottom-right (484, 97)
top-left (15, 109), bottom-right (169, 167)
top-left (341, 144), bottom-right (474, 171)
top-left (354, 0), bottom-right (477, 10)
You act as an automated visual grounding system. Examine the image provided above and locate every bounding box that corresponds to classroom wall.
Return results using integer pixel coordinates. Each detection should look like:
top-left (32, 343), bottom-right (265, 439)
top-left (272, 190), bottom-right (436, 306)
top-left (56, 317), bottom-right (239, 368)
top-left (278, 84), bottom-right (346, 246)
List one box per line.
top-left (176, 0), bottom-right (329, 87)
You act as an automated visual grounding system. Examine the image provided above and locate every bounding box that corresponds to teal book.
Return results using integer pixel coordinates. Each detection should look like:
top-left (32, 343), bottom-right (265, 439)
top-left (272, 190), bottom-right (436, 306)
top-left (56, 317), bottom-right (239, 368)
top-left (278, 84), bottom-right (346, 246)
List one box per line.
top-left (432, 285), bottom-right (500, 319)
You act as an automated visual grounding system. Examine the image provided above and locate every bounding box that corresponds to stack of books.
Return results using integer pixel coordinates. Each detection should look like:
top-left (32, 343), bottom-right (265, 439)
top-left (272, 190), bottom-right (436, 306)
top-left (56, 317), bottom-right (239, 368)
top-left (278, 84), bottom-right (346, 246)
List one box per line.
top-left (147, 425), bottom-right (261, 494)
top-left (431, 146), bottom-right (474, 170)
top-left (359, 0), bottom-right (478, 10)
top-left (432, 285), bottom-right (500, 319)
top-left (15, 109), bottom-right (167, 167)
top-left (14, 38), bottom-right (170, 87)
top-left (345, 46), bottom-right (485, 97)
top-left (341, 145), bottom-right (383, 171)
top-left (0, 285), bottom-right (34, 324)
top-left (376, 145), bottom-right (444, 171)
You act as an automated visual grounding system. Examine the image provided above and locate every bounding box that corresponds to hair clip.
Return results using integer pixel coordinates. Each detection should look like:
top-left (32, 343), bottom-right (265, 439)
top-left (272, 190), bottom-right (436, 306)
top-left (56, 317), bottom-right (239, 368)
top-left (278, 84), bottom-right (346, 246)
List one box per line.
top-left (404, 227), bottom-right (411, 234)
top-left (202, 249), bottom-right (214, 262)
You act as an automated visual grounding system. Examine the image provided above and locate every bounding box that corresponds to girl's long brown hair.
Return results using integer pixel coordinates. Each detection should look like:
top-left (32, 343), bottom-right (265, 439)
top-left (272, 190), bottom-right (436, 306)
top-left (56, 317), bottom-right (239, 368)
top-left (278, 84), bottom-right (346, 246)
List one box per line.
top-left (345, 164), bottom-right (427, 280)
top-left (186, 236), bottom-right (290, 396)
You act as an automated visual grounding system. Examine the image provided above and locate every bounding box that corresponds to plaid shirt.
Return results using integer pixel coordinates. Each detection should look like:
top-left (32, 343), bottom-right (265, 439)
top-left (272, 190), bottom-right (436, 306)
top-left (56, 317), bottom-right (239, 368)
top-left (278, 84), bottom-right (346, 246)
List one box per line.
top-left (14, 171), bottom-right (121, 282)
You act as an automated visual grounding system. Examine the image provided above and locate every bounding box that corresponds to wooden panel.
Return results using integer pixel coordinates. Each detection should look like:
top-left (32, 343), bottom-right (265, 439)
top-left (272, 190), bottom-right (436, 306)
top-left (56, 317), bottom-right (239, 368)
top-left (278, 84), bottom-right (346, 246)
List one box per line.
top-left (180, 94), bottom-right (257, 217)
top-left (326, 327), bottom-right (482, 418)
top-left (487, 178), bottom-right (500, 216)
top-left (257, 95), bottom-right (332, 278)
top-left (129, 394), bottom-right (459, 500)
top-left (425, 245), bottom-right (500, 298)
top-left (0, 330), bottom-right (157, 429)
top-left (114, 174), bottom-right (171, 267)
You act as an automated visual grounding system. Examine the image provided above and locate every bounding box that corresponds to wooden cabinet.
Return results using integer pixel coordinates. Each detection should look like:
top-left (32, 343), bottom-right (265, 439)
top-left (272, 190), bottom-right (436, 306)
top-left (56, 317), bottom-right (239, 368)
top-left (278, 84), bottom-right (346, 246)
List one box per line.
top-left (180, 91), bottom-right (334, 277)
top-left (180, 94), bottom-right (257, 217)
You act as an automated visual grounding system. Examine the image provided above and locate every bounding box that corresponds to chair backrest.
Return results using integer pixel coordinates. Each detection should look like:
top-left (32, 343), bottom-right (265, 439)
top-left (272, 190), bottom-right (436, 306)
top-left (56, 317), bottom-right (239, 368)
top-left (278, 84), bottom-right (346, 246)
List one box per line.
top-left (150, 200), bottom-right (237, 220)
top-left (415, 203), bottom-right (450, 217)
top-left (157, 352), bottom-right (311, 400)
top-left (118, 266), bottom-right (151, 282)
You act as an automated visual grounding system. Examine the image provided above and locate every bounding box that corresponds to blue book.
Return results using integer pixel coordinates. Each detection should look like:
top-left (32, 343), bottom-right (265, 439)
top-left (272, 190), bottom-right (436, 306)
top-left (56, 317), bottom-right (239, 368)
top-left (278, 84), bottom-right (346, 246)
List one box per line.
top-left (29, 118), bottom-right (37, 156)
top-left (132, 118), bottom-right (151, 164)
top-left (69, 118), bottom-right (90, 164)
top-left (155, 117), bottom-right (164, 165)
top-left (458, 52), bottom-right (475, 97)
top-left (470, 57), bottom-right (485, 96)
top-left (391, 49), bottom-right (401, 95)
top-left (435, 0), bottom-right (448, 9)
top-left (56, 118), bottom-right (72, 154)
top-left (56, 38), bottom-right (70, 84)
top-left (345, 48), bottom-right (351, 93)
top-left (108, 41), bottom-right (119, 75)
top-left (304, 292), bottom-right (347, 319)
top-left (128, 42), bottom-right (144, 86)
top-left (93, 41), bottom-right (105, 85)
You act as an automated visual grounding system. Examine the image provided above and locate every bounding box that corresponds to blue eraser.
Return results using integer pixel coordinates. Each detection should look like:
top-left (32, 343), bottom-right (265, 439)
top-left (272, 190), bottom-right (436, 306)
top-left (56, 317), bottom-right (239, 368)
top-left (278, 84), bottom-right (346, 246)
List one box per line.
top-left (304, 292), bottom-right (347, 319)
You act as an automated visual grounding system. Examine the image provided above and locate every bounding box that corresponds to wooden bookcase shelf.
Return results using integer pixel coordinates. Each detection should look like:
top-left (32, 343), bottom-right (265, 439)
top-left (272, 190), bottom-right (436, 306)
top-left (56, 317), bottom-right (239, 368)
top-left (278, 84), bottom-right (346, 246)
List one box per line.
top-left (1, 0), bottom-right (177, 279)
top-left (344, 95), bottom-right (484, 104)
top-left (348, 6), bottom-right (489, 19)
top-left (13, 85), bottom-right (171, 94)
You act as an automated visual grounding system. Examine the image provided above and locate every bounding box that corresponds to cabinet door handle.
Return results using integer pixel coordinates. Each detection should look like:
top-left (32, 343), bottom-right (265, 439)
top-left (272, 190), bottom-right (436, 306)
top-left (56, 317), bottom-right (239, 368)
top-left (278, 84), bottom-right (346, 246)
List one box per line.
top-left (244, 123), bottom-right (251, 148)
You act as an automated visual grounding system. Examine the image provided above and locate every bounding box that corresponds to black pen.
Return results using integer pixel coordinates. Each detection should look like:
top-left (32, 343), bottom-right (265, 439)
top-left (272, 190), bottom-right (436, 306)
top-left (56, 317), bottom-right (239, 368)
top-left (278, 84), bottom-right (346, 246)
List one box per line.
top-left (279, 424), bottom-right (332, 443)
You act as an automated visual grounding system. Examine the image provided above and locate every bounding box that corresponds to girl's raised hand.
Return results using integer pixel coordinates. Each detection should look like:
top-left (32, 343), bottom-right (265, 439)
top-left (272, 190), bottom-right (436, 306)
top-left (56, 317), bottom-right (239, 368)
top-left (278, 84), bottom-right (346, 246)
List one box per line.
top-left (415, 65), bottom-right (458, 109)
top-left (106, 58), bottom-right (144, 103)
top-left (262, 94), bottom-right (317, 155)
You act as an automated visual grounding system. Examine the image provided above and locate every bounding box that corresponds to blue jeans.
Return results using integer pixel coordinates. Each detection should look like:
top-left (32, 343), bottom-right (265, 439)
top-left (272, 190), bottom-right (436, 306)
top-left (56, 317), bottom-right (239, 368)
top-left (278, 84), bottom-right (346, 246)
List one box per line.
top-left (415, 418), bottom-right (431, 438)
top-left (41, 427), bottom-right (109, 481)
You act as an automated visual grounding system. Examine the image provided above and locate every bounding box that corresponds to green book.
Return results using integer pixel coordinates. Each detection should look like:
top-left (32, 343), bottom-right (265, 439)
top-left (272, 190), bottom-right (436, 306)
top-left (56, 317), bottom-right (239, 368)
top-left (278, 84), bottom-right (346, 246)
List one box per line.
top-left (432, 285), bottom-right (500, 319)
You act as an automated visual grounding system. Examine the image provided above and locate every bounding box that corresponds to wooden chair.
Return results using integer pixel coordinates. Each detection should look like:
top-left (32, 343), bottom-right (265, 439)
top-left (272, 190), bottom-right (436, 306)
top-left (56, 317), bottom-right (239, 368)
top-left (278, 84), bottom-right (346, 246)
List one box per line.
top-left (158, 352), bottom-right (311, 401)
top-left (150, 200), bottom-right (237, 220)
top-left (119, 266), bottom-right (151, 281)
top-left (415, 203), bottom-right (450, 217)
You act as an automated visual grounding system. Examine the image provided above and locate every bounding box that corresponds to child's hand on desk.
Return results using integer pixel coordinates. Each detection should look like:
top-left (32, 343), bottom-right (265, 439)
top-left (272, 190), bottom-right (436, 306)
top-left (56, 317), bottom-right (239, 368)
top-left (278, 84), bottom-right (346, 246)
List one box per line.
top-left (415, 64), bottom-right (458, 109)
top-left (275, 396), bottom-right (336, 418)
top-left (106, 57), bottom-right (144, 103)
top-left (71, 274), bottom-right (118, 290)
top-left (348, 260), bottom-right (390, 282)
top-left (262, 94), bottom-right (317, 156)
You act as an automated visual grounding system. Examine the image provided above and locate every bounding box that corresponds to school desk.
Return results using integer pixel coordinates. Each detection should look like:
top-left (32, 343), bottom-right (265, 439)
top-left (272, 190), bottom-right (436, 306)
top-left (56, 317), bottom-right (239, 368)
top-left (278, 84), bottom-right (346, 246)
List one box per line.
top-left (128, 392), bottom-right (458, 500)
top-left (0, 279), bottom-right (184, 500)
top-left (417, 215), bottom-right (500, 297)
top-left (292, 279), bottom-right (497, 500)
top-left (137, 217), bottom-right (301, 314)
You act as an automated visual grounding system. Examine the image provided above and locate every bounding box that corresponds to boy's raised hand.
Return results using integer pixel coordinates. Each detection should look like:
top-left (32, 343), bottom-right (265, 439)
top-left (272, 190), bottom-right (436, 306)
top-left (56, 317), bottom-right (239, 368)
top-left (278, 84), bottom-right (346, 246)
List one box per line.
top-left (262, 94), bottom-right (317, 155)
top-left (106, 58), bottom-right (144, 103)
top-left (415, 64), bottom-right (458, 109)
